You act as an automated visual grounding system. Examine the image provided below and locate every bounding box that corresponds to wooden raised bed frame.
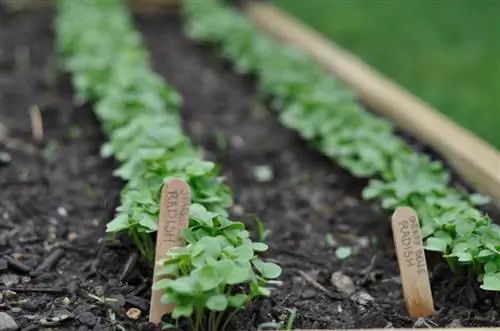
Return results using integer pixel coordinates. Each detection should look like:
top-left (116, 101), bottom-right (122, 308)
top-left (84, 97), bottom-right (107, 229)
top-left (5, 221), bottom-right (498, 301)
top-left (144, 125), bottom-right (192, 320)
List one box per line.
top-left (17, 0), bottom-right (500, 330)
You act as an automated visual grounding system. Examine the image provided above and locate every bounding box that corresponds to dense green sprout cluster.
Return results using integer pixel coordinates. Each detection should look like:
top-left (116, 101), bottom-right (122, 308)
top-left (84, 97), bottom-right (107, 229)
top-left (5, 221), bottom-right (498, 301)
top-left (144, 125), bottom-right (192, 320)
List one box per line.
top-left (55, 0), bottom-right (281, 329)
top-left (182, 0), bottom-right (500, 291)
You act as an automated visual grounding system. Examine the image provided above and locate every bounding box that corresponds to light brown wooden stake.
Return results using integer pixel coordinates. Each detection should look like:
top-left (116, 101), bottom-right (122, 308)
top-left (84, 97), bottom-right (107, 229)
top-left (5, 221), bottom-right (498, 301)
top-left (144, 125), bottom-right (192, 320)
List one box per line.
top-left (391, 207), bottom-right (434, 318)
top-left (149, 178), bottom-right (191, 324)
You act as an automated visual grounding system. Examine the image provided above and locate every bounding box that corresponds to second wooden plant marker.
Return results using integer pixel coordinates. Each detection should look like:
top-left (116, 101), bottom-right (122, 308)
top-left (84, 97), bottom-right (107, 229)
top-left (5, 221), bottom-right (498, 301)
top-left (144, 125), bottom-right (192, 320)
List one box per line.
top-left (391, 206), bottom-right (435, 318)
top-left (149, 178), bottom-right (191, 324)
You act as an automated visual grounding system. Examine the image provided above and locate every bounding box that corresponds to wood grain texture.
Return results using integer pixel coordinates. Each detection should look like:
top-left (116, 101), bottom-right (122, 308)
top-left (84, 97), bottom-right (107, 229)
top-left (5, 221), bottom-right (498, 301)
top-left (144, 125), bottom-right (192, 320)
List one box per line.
top-left (243, 2), bottom-right (500, 207)
top-left (149, 178), bottom-right (191, 324)
top-left (391, 207), bottom-right (434, 317)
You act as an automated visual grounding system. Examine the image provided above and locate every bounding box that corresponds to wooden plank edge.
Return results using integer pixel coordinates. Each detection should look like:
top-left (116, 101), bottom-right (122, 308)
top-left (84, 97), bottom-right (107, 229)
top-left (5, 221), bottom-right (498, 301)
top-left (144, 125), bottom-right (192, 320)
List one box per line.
top-left (243, 2), bottom-right (500, 208)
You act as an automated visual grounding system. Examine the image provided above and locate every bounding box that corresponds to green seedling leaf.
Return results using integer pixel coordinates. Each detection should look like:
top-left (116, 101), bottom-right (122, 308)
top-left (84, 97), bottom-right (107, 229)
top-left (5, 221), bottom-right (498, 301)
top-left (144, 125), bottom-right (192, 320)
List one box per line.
top-left (232, 243), bottom-right (255, 262)
top-left (252, 259), bottom-right (282, 279)
top-left (189, 203), bottom-right (216, 227)
top-left (228, 293), bottom-right (248, 308)
top-left (193, 264), bottom-right (222, 291)
top-left (258, 286), bottom-right (271, 296)
top-left (485, 261), bottom-right (497, 274)
top-left (172, 305), bottom-right (194, 319)
top-left (169, 276), bottom-right (195, 294)
top-left (186, 160), bottom-right (215, 176)
top-left (225, 261), bottom-right (251, 284)
top-left (425, 237), bottom-right (450, 253)
top-left (252, 242), bottom-right (269, 252)
top-left (480, 273), bottom-right (500, 291)
top-left (181, 228), bottom-right (198, 244)
top-left (106, 214), bottom-right (130, 232)
top-left (335, 246), bottom-right (352, 259)
top-left (206, 294), bottom-right (228, 311)
top-left (156, 264), bottom-right (178, 277)
top-left (477, 249), bottom-right (495, 259)
top-left (469, 193), bottom-right (490, 206)
top-left (197, 236), bottom-right (222, 258)
top-left (152, 279), bottom-right (173, 291)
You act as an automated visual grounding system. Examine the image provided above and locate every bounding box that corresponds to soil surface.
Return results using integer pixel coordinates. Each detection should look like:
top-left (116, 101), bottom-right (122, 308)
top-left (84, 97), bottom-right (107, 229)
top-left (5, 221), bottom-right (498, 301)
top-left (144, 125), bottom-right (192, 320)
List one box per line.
top-left (0, 6), bottom-right (140, 331)
top-left (1, 4), bottom-right (500, 331)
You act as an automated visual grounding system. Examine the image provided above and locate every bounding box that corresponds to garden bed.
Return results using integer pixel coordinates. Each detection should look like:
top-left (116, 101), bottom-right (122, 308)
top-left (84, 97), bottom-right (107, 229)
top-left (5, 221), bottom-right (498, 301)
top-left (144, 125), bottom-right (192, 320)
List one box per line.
top-left (1, 3), bottom-right (500, 331)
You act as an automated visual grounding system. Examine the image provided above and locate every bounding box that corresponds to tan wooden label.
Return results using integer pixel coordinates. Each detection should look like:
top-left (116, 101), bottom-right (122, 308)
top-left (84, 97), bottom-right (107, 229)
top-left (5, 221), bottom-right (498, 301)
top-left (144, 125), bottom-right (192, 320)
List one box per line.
top-left (391, 206), bottom-right (435, 318)
top-left (149, 178), bottom-right (191, 324)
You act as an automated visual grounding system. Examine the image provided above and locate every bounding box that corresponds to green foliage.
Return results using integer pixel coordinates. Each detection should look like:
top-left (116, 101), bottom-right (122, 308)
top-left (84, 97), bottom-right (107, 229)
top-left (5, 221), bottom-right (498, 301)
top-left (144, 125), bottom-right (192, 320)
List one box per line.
top-left (182, 0), bottom-right (500, 291)
top-left (154, 203), bottom-right (281, 330)
top-left (55, 0), bottom-right (281, 328)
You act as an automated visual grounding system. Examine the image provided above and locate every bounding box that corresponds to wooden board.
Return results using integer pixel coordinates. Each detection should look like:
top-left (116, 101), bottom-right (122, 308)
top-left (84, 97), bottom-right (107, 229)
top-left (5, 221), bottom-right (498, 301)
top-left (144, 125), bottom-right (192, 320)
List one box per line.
top-left (243, 2), bottom-right (500, 208)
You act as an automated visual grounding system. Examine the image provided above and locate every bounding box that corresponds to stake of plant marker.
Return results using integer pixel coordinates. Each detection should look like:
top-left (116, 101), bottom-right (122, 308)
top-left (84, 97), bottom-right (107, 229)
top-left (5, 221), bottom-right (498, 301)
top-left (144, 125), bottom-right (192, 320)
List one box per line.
top-left (391, 206), bottom-right (435, 318)
top-left (149, 178), bottom-right (191, 324)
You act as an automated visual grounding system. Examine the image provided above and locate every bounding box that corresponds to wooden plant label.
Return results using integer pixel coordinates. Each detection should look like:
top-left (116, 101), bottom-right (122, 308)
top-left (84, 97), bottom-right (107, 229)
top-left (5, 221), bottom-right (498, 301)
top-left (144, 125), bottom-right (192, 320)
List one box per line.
top-left (149, 178), bottom-right (191, 324)
top-left (391, 206), bottom-right (435, 318)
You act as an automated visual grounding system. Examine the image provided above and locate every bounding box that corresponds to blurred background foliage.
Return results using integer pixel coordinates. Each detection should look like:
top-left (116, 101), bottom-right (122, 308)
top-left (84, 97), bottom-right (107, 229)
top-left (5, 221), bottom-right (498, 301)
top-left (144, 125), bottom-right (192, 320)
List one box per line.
top-left (273, 0), bottom-right (500, 148)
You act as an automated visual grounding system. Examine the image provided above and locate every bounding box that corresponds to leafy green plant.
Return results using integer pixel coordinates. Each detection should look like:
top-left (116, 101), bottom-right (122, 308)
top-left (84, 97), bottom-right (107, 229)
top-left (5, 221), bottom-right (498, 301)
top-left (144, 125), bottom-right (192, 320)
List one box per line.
top-left (55, 0), bottom-right (281, 329)
top-left (182, 0), bottom-right (500, 291)
top-left (154, 203), bottom-right (281, 330)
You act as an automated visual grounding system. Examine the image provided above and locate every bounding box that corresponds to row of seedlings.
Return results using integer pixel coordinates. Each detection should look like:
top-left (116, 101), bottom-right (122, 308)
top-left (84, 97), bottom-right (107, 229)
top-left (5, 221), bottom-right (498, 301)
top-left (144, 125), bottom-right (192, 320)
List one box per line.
top-left (55, 0), bottom-right (281, 329)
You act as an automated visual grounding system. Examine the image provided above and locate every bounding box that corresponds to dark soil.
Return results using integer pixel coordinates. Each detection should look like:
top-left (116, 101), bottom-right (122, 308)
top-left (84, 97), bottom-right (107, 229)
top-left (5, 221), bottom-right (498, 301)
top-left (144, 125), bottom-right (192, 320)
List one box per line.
top-left (0, 6), bottom-right (144, 331)
top-left (1, 3), bottom-right (500, 331)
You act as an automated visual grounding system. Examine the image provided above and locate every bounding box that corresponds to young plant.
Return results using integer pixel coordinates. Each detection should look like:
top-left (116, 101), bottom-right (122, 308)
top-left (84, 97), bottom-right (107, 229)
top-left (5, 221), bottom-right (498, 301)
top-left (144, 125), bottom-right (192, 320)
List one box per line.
top-left (154, 203), bottom-right (281, 331)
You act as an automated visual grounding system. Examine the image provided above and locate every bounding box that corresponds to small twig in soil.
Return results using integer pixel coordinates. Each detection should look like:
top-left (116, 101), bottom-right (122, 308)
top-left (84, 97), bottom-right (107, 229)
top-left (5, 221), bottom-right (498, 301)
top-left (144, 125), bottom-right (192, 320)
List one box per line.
top-left (125, 296), bottom-right (149, 312)
top-left (3, 254), bottom-right (32, 273)
top-left (80, 260), bottom-right (92, 272)
top-left (127, 283), bottom-right (147, 297)
top-left (29, 104), bottom-right (44, 142)
top-left (359, 253), bottom-right (379, 284)
top-left (91, 239), bottom-right (106, 273)
top-left (0, 286), bottom-right (66, 294)
top-left (18, 236), bottom-right (44, 245)
top-left (35, 247), bottom-right (65, 272)
top-left (414, 317), bottom-right (438, 328)
top-left (60, 243), bottom-right (95, 257)
top-left (0, 120), bottom-right (36, 154)
top-left (274, 248), bottom-right (328, 267)
top-left (96, 269), bottom-right (111, 280)
top-left (118, 251), bottom-right (139, 282)
top-left (296, 269), bottom-right (342, 301)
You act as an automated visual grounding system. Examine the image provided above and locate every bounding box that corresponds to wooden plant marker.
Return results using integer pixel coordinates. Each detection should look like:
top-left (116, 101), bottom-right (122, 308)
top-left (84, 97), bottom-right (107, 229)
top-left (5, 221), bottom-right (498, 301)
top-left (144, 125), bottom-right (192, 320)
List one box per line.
top-left (391, 206), bottom-right (435, 318)
top-left (149, 178), bottom-right (191, 324)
